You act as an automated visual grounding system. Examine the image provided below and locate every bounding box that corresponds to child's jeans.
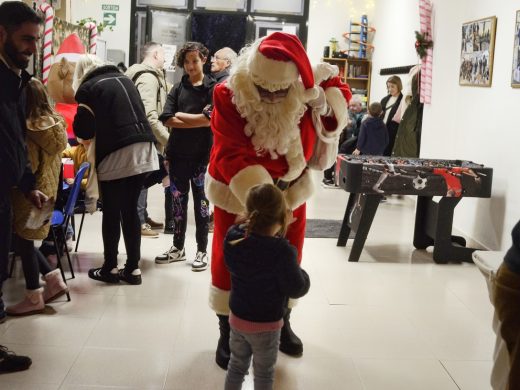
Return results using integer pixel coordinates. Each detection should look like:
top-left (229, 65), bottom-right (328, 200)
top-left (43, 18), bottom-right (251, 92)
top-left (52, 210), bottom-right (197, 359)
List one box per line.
top-left (225, 328), bottom-right (280, 390)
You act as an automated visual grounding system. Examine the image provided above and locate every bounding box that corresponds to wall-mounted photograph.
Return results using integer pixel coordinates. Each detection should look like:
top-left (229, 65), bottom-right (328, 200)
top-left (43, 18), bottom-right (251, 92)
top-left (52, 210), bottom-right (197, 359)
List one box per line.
top-left (512, 10), bottom-right (520, 87)
top-left (459, 16), bottom-right (497, 87)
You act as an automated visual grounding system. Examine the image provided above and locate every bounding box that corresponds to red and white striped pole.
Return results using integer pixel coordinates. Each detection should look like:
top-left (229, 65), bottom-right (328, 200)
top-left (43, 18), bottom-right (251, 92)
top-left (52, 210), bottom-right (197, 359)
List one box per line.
top-left (419, 0), bottom-right (433, 104)
top-left (39, 2), bottom-right (53, 85)
top-left (85, 22), bottom-right (98, 54)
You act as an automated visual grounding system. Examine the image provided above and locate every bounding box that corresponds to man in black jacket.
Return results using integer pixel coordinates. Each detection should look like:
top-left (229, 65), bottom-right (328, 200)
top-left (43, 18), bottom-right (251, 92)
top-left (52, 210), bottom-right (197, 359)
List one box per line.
top-left (0, 1), bottom-right (47, 374)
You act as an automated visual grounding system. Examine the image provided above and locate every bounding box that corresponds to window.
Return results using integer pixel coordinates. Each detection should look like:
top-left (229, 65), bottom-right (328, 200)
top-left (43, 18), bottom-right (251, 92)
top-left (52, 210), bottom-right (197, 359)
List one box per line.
top-left (137, 0), bottom-right (187, 9)
top-left (194, 0), bottom-right (247, 11)
top-left (251, 0), bottom-right (304, 15)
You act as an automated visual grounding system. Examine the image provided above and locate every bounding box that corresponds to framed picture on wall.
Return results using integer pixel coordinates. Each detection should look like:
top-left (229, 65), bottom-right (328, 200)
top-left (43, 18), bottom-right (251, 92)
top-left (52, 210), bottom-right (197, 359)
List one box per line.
top-left (512, 10), bottom-right (520, 87)
top-left (459, 16), bottom-right (497, 87)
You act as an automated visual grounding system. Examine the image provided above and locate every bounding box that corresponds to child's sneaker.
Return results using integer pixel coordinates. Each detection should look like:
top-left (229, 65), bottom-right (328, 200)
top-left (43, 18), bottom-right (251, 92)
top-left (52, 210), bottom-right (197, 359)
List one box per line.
top-left (155, 246), bottom-right (186, 264)
top-left (192, 251), bottom-right (208, 272)
top-left (118, 268), bottom-right (142, 285)
top-left (321, 178), bottom-right (338, 189)
top-left (88, 267), bottom-right (119, 284)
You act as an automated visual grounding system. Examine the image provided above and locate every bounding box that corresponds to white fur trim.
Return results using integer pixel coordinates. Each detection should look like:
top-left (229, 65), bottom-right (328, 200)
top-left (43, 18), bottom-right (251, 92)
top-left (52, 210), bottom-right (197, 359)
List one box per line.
top-left (324, 87), bottom-right (349, 136)
top-left (281, 137), bottom-right (307, 182)
top-left (250, 51), bottom-right (298, 91)
top-left (285, 169), bottom-right (314, 210)
top-left (205, 172), bottom-right (244, 215)
top-left (209, 285), bottom-right (230, 315)
top-left (229, 165), bottom-right (273, 206)
top-left (303, 86), bottom-right (319, 103)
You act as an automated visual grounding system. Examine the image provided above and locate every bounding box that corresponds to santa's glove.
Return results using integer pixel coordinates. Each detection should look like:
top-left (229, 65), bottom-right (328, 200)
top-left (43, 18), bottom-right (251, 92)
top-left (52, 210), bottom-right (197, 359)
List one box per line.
top-left (307, 86), bottom-right (329, 116)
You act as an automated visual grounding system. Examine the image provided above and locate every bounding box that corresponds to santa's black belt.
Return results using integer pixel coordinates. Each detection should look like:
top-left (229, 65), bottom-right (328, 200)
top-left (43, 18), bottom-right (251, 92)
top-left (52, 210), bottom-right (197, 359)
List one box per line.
top-left (274, 168), bottom-right (308, 191)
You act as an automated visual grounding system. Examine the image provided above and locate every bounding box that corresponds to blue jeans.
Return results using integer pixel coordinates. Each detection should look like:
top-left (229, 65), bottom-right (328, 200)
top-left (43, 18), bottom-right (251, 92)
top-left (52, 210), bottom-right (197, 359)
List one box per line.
top-left (225, 327), bottom-right (280, 390)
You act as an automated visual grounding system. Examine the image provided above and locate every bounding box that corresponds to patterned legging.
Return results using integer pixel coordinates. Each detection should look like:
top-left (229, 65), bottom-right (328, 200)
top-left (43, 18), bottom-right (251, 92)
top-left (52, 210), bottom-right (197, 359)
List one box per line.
top-left (168, 158), bottom-right (210, 252)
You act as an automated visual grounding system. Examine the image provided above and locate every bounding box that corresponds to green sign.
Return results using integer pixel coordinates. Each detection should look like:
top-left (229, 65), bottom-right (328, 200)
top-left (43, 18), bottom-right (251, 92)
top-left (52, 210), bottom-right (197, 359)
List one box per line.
top-left (102, 4), bottom-right (119, 11)
top-left (103, 12), bottom-right (117, 26)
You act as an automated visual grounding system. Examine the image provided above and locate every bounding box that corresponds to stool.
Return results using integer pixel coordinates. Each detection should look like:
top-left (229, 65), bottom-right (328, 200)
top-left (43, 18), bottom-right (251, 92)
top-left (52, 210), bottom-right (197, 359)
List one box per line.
top-left (472, 250), bottom-right (508, 390)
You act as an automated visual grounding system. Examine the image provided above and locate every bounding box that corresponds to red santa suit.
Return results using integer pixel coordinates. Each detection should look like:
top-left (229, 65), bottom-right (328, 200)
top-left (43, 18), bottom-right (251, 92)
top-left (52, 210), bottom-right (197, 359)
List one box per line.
top-left (206, 33), bottom-right (352, 314)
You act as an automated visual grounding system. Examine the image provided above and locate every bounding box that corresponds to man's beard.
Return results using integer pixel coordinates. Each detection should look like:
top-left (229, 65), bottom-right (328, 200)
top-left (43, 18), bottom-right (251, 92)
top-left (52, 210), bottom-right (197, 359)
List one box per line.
top-left (4, 37), bottom-right (31, 69)
top-left (234, 83), bottom-right (307, 159)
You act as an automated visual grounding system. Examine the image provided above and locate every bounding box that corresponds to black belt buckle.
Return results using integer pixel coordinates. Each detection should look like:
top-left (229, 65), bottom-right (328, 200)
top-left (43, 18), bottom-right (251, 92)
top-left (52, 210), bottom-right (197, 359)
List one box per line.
top-left (275, 179), bottom-right (290, 191)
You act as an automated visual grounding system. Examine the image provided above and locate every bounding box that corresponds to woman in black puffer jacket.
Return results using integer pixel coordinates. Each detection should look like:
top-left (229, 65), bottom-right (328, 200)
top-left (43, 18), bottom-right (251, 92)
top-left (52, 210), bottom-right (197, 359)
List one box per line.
top-left (73, 55), bottom-right (158, 285)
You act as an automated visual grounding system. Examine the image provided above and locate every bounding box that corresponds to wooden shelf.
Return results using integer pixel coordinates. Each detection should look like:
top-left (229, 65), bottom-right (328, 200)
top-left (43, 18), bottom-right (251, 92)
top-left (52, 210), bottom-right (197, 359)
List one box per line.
top-left (321, 57), bottom-right (372, 104)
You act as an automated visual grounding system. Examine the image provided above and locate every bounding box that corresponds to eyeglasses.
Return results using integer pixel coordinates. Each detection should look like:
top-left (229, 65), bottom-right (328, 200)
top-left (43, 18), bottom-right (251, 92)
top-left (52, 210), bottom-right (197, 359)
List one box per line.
top-left (211, 56), bottom-right (227, 62)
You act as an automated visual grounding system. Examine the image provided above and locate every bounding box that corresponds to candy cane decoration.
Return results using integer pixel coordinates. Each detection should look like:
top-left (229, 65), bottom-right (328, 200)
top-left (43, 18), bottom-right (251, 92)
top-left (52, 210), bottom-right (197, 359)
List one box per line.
top-left (419, 0), bottom-right (433, 104)
top-left (39, 2), bottom-right (53, 85)
top-left (85, 22), bottom-right (98, 54)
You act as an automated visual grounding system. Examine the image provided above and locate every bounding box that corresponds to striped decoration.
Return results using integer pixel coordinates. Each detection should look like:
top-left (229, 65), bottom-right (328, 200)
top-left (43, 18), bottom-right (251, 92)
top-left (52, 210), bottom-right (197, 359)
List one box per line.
top-left (85, 22), bottom-right (98, 54)
top-left (39, 2), bottom-right (53, 85)
top-left (419, 0), bottom-right (433, 104)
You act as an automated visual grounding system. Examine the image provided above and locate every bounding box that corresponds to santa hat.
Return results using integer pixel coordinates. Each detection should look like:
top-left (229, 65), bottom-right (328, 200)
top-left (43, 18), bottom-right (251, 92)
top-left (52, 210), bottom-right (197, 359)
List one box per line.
top-left (54, 33), bottom-right (86, 63)
top-left (249, 32), bottom-right (319, 102)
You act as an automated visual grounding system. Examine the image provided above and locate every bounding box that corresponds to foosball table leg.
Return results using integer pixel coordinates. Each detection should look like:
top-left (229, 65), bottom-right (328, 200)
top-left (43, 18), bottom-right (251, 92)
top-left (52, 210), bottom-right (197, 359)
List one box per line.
top-left (348, 194), bottom-right (382, 262)
top-left (337, 192), bottom-right (357, 247)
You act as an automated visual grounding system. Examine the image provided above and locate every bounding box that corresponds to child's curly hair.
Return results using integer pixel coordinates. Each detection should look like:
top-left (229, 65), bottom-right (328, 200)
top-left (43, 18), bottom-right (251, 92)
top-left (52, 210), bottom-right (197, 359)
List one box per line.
top-left (175, 41), bottom-right (209, 68)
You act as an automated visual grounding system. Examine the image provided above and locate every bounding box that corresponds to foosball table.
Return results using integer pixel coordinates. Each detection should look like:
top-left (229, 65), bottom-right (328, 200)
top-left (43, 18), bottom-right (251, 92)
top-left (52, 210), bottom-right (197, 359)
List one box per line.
top-left (335, 155), bottom-right (493, 263)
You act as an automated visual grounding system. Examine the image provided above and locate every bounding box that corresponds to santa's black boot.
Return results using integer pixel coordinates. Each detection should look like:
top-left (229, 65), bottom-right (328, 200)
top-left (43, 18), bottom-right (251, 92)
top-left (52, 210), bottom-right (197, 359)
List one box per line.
top-left (215, 314), bottom-right (230, 370)
top-left (279, 308), bottom-right (303, 356)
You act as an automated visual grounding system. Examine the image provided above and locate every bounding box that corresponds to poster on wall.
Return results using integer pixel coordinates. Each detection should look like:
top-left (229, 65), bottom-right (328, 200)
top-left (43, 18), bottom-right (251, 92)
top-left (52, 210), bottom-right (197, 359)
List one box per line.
top-left (512, 10), bottom-right (520, 87)
top-left (459, 16), bottom-right (497, 87)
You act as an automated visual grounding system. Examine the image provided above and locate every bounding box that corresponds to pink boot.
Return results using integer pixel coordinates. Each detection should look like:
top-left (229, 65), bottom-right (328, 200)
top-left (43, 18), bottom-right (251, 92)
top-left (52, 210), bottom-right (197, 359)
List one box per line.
top-left (6, 288), bottom-right (44, 316)
top-left (42, 269), bottom-right (69, 303)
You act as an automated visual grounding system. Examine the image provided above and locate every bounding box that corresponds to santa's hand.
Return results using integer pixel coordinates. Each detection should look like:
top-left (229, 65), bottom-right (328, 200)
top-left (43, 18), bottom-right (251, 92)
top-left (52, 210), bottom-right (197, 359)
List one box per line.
top-left (313, 62), bottom-right (339, 83)
top-left (307, 86), bottom-right (328, 116)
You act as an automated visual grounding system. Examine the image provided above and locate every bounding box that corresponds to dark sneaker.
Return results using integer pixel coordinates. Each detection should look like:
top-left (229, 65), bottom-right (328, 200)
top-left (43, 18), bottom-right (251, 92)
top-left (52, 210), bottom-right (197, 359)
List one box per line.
top-left (0, 345), bottom-right (32, 374)
top-left (155, 246), bottom-right (186, 264)
top-left (192, 251), bottom-right (209, 272)
top-left (118, 268), bottom-right (142, 285)
top-left (88, 267), bottom-right (119, 284)
top-left (145, 217), bottom-right (164, 230)
top-left (321, 178), bottom-right (338, 189)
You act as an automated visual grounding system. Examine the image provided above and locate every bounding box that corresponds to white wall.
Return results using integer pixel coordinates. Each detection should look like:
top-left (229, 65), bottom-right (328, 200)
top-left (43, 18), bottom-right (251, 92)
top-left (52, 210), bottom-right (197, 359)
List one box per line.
top-left (370, 0), bottom-right (420, 102)
top-left (70, 0), bottom-right (131, 66)
top-left (370, 0), bottom-right (519, 250)
top-left (307, 0), bottom-right (376, 64)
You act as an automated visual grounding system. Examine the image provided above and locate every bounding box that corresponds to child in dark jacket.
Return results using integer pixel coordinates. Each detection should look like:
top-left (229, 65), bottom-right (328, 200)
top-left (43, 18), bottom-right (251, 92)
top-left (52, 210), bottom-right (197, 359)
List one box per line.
top-left (224, 184), bottom-right (310, 390)
top-left (353, 101), bottom-right (388, 156)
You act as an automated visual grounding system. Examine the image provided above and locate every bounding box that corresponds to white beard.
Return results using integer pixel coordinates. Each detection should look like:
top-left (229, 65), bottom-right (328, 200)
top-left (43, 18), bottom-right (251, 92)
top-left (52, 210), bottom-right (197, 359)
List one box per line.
top-left (231, 81), bottom-right (307, 159)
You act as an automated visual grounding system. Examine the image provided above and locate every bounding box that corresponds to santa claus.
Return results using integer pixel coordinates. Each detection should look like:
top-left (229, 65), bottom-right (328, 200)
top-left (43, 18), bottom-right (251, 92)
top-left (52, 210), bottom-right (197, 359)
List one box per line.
top-left (206, 32), bottom-right (352, 369)
top-left (47, 33), bottom-right (86, 141)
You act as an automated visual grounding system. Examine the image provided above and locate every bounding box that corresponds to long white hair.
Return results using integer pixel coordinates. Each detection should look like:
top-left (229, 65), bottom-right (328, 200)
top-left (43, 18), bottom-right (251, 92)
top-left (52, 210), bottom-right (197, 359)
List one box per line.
top-left (72, 54), bottom-right (104, 91)
top-left (227, 44), bottom-right (307, 159)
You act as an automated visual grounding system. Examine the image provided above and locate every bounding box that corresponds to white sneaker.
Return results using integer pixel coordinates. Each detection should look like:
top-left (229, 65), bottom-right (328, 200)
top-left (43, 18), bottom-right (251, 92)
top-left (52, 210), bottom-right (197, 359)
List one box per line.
top-left (192, 251), bottom-right (208, 272)
top-left (155, 246), bottom-right (186, 264)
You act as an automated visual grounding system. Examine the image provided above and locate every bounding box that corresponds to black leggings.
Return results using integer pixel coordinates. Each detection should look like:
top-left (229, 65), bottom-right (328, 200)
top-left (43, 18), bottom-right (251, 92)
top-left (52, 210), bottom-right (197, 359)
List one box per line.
top-left (16, 236), bottom-right (52, 290)
top-left (99, 173), bottom-right (147, 272)
top-left (168, 159), bottom-right (210, 252)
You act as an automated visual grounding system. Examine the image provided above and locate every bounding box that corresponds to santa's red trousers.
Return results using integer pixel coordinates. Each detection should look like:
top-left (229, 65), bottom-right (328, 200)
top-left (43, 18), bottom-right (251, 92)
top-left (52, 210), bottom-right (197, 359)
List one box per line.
top-left (211, 203), bottom-right (306, 291)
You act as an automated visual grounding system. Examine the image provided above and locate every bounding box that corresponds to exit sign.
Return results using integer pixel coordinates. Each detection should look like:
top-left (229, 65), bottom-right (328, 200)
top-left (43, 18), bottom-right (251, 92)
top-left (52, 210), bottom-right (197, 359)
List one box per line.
top-left (102, 4), bottom-right (119, 11)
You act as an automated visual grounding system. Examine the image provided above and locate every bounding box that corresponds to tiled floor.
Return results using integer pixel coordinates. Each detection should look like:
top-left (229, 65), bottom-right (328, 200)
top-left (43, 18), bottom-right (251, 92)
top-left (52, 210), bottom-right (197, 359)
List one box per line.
top-left (1, 172), bottom-right (495, 389)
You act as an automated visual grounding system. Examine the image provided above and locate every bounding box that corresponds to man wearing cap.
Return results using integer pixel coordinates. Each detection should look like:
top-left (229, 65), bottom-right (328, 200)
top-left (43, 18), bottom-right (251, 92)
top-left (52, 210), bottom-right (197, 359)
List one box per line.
top-left (206, 32), bottom-right (351, 369)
